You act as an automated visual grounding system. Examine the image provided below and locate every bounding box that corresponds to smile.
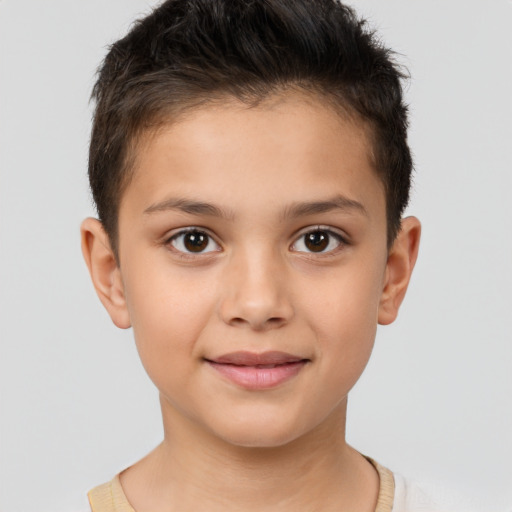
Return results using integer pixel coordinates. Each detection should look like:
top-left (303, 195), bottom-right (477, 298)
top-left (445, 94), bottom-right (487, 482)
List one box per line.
top-left (205, 351), bottom-right (309, 390)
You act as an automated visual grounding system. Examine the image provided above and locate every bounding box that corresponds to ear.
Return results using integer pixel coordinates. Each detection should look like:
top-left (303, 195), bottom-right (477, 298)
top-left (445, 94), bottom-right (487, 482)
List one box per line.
top-left (378, 216), bottom-right (421, 325)
top-left (80, 218), bottom-right (131, 329)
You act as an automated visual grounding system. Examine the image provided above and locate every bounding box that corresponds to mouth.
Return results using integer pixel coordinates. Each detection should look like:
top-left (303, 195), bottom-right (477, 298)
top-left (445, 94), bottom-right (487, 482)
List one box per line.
top-left (204, 351), bottom-right (310, 390)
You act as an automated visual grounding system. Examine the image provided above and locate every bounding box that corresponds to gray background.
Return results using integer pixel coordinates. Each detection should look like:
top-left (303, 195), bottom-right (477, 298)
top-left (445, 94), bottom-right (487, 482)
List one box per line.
top-left (1, 1), bottom-right (511, 510)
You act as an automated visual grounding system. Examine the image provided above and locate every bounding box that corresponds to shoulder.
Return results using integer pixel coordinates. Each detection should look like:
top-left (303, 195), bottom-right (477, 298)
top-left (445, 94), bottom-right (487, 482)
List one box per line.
top-left (87, 474), bottom-right (135, 512)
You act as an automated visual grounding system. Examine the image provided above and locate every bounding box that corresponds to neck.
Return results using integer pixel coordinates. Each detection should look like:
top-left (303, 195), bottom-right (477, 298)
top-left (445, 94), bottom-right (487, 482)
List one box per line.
top-left (120, 397), bottom-right (379, 512)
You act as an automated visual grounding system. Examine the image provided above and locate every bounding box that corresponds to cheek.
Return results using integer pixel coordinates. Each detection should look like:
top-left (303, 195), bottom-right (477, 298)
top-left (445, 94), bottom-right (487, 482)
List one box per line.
top-left (303, 260), bottom-right (382, 326)
top-left (300, 263), bottom-right (383, 379)
top-left (121, 262), bottom-right (219, 383)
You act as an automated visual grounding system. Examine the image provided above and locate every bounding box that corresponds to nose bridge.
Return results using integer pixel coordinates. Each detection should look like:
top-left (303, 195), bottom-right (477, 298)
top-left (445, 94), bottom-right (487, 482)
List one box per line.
top-left (219, 242), bottom-right (293, 330)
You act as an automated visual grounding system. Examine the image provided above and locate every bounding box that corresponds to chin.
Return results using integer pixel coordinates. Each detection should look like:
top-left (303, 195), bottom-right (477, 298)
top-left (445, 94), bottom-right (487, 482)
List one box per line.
top-left (210, 415), bottom-right (309, 450)
top-left (221, 432), bottom-right (301, 450)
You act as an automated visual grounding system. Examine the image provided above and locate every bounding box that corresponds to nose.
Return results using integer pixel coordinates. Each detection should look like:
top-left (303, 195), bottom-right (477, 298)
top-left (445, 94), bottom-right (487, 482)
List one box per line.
top-left (218, 247), bottom-right (294, 331)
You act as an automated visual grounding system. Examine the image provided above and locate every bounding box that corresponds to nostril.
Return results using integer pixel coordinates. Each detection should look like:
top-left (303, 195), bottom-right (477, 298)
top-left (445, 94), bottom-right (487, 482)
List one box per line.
top-left (268, 317), bottom-right (286, 327)
top-left (229, 317), bottom-right (246, 327)
top-left (218, 283), bottom-right (294, 330)
top-left (227, 316), bottom-right (287, 330)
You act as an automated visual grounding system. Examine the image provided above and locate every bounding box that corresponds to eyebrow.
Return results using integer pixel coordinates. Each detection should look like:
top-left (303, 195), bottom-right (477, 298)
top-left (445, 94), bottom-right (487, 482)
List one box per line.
top-left (281, 195), bottom-right (367, 220)
top-left (144, 198), bottom-right (235, 219)
top-left (143, 194), bottom-right (367, 220)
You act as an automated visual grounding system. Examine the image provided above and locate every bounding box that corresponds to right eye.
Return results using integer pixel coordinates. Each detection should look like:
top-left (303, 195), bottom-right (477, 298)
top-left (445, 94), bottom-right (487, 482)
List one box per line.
top-left (168, 229), bottom-right (221, 255)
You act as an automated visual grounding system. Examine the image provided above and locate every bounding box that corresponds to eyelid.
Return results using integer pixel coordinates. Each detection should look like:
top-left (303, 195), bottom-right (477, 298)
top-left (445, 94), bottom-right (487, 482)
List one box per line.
top-left (290, 225), bottom-right (349, 254)
top-left (165, 226), bottom-right (222, 256)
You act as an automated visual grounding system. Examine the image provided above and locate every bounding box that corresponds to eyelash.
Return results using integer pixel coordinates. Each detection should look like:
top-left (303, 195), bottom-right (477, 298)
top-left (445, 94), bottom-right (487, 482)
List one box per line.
top-left (166, 227), bottom-right (221, 259)
top-left (290, 226), bottom-right (348, 256)
top-left (165, 226), bottom-right (348, 258)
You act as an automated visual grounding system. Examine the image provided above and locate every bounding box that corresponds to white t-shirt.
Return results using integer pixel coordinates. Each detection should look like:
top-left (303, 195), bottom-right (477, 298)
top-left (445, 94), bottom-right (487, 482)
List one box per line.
top-left (393, 472), bottom-right (499, 512)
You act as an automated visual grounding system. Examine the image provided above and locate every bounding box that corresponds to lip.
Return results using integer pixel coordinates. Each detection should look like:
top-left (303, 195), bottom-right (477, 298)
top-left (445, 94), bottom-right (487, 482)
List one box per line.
top-left (205, 351), bottom-right (309, 390)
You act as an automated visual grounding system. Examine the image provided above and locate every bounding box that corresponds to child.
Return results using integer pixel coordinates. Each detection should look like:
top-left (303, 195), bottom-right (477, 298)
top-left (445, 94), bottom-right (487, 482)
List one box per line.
top-left (81, 0), bottom-right (424, 510)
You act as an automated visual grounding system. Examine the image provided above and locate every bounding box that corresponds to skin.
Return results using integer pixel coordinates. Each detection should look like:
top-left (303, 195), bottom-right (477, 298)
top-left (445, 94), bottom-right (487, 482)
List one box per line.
top-left (82, 91), bottom-right (420, 512)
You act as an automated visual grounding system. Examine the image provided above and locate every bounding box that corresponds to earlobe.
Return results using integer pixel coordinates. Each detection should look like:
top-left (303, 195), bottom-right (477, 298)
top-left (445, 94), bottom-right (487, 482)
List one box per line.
top-left (80, 218), bottom-right (131, 329)
top-left (378, 216), bottom-right (421, 325)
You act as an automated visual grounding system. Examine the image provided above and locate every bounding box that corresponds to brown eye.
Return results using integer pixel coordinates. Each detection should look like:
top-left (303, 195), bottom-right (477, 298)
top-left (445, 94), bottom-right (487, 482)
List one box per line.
top-left (184, 231), bottom-right (208, 252)
top-left (304, 231), bottom-right (329, 252)
top-left (291, 228), bottom-right (345, 254)
top-left (169, 229), bottom-right (220, 254)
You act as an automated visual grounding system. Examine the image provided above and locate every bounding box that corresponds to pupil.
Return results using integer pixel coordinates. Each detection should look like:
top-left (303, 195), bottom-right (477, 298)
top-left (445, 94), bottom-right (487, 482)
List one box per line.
top-left (305, 231), bottom-right (328, 252)
top-left (184, 231), bottom-right (208, 252)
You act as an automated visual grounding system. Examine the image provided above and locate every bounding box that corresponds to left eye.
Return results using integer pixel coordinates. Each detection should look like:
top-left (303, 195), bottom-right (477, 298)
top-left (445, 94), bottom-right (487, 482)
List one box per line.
top-left (291, 228), bottom-right (344, 254)
top-left (168, 229), bottom-right (221, 254)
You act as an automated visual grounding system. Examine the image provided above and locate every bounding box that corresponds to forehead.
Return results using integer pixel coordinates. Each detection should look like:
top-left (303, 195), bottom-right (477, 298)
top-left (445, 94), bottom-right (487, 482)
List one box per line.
top-left (122, 91), bottom-right (385, 225)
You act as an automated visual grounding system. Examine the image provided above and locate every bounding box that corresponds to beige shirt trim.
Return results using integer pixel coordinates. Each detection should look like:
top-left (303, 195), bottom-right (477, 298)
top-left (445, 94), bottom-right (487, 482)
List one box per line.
top-left (88, 474), bottom-right (135, 512)
top-left (88, 458), bottom-right (395, 512)
top-left (367, 457), bottom-right (395, 512)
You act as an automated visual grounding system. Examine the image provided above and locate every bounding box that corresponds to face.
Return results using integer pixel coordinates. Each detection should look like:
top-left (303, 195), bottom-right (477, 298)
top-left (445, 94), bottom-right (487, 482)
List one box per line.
top-left (98, 93), bottom-right (398, 448)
